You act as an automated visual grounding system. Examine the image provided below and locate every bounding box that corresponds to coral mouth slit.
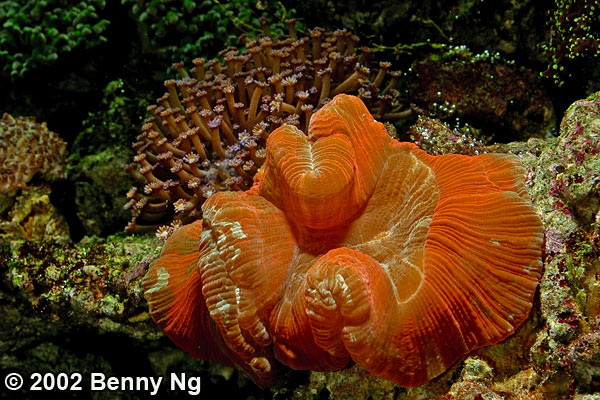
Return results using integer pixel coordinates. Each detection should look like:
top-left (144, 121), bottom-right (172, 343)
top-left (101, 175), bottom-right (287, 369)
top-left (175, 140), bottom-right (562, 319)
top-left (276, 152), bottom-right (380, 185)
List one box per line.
top-left (143, 94), bottom-right (544, 387)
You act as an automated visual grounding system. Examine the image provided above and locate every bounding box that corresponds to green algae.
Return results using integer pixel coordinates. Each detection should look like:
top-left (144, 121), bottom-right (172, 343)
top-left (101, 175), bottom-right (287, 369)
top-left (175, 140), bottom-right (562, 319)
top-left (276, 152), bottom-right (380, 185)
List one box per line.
top-left (0, 232), bottom-right (240, 398)
top-left (70, 146), bottom-right (136, 237)
top-left (0, 233), bottom-right (161, 335)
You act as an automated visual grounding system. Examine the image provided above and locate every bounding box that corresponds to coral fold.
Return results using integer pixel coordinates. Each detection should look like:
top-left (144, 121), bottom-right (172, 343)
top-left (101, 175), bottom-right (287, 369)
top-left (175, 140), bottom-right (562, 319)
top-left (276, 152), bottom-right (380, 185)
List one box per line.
top-left (144, 94), bottom-right (544, 387)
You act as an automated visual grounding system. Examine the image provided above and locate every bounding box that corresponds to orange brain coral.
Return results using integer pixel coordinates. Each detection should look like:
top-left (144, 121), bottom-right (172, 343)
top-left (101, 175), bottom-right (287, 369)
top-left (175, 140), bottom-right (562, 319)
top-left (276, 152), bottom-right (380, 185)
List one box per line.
top-left (143, 94), bottom-right (544, 387)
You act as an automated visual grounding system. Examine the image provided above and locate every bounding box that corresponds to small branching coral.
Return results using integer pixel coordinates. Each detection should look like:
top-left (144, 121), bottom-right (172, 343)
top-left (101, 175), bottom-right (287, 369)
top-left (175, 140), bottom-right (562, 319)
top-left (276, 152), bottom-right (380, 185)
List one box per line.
top-left (125, 22), bottom-right (412, 235)
top-left (0, 113), bottom-right (67, 192)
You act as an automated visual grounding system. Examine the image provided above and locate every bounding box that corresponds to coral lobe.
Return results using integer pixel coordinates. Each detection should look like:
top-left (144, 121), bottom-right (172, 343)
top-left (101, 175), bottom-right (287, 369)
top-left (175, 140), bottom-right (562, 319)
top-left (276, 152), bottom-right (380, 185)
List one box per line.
top-left (143, 94), bottom-right (544, 387)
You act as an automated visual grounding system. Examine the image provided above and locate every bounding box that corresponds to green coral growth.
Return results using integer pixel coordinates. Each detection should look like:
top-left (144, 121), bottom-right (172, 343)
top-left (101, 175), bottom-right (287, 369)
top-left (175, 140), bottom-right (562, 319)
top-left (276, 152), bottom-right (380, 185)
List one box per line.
top-left (0, 0), bottom-right (110, 79)
top-left (540, 0), bottom-right (600, 87)
top-left (122, 0), bottom-right (298, 64)
top-left (70, 79), bottom-right (151, 161)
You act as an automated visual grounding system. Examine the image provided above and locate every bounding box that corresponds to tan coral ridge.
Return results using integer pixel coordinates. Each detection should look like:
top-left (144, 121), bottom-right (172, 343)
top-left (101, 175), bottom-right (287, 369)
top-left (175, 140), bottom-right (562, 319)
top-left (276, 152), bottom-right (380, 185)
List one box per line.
top-left (0, 113), bottom-right (67, 193)
top-left (143, 94), bottom-right (544, 387)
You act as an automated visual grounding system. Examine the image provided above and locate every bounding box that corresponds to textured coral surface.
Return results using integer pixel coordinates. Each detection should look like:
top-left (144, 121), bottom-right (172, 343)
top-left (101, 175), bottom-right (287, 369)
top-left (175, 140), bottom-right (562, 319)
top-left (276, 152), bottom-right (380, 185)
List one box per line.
top-left (143, 94), bottom-right (544, 388)
top-left (298, 92), bottom-right (600, 400)
top-left (0, 113), bottom-right (67, 192)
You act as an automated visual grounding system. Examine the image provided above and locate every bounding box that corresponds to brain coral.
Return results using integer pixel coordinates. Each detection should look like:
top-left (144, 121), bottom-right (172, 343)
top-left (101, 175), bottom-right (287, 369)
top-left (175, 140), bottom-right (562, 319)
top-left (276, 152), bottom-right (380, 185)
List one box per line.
top-left (0, 113), bottom-right (67, 193)
top-left (143, 94), bottom-right (544, 387)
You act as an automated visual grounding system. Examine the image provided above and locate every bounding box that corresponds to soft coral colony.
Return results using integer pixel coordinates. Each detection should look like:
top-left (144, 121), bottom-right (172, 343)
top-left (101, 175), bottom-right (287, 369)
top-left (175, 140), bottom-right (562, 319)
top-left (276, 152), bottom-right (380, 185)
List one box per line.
top-left (0, 113), bottom-right (67, 192)
top-left (143, 94), bottom-right (544, 387)
top-left (124, 22), bottom-right (410, 235)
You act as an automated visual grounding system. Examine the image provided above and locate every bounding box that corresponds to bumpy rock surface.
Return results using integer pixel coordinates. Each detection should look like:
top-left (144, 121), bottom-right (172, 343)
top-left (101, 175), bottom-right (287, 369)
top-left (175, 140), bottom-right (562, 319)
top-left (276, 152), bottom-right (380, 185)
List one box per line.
top-left (407, 50), bottom-right (556, 142)
top-left (0, 186), bottom-right (70, 241)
